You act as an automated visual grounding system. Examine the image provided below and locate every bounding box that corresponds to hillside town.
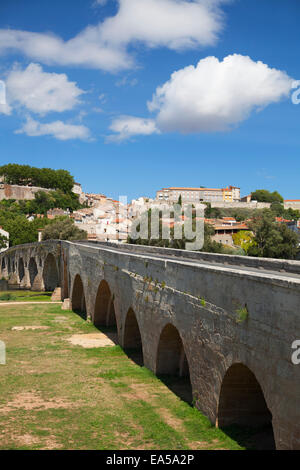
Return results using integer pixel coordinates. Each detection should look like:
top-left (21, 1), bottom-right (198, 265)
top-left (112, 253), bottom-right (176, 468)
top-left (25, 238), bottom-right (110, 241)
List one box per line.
top-left (0, 173), bottom-right (299, 252)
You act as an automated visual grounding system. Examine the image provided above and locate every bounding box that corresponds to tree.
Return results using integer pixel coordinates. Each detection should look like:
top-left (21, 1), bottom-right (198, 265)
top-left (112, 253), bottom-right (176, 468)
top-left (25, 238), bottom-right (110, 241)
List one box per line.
top-left (251, 189), bottom-right (284, 204)
top-left (42, 218), bottom-right (87, 241)
top-left (232, 230), bottom-right (255, 254)
top-left (0, 164), bottom-right (75, 193)
top-left (248, 210), bottom-right (299, 259)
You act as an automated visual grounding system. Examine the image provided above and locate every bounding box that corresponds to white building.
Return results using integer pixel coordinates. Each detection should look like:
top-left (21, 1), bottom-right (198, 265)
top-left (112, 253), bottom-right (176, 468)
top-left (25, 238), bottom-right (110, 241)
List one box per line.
top-left (0, 227), bottom-right (9, 252)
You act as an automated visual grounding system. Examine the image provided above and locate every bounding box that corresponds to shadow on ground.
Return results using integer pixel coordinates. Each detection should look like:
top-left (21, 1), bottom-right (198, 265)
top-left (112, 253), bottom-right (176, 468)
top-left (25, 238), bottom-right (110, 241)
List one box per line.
top-left (123, 348), bottom-right (144, 367)
top-left (157, 375), bottom-right (193, 405)
top-left (222, 423), bottom-right (276, 450)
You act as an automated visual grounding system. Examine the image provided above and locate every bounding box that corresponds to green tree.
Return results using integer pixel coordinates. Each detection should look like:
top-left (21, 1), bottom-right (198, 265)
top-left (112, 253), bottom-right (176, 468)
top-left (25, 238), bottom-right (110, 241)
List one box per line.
top-left (232, 230), bottom-right (255, 254)
top-left (42, 218), bottom-right (87, 241)
top-left (248, 210), bottom-right (299, 259)
top-left (251, 189), bottom-right (284, 203)
top-left (0, 164), bottom-right (75, 193)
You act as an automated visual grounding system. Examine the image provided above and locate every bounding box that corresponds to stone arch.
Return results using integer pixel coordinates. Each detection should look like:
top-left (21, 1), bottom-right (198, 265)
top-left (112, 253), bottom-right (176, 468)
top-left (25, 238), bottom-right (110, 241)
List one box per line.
top-left (123, 307), bottom-right (143, 365)
top-left (156, 323), bottom-right (192, 403)
top-left (28, 258), bottom-right (38, 287)
top-left (71, 274), bottom-right (86, 319)
top-left (217, 363), bottom-right (273, 428)
top-left (43, 253), bottom-right (59, 291)
top-left (94, 279), bottom-right (116, 327)
top-left (18, 258), bottom-right (25, 283)
top-left (1, 257), bottom-right (5, 271)
top-left (123, 308), bottom-right (142, 349)
top-left (156, 323), bottom-right (190, 377)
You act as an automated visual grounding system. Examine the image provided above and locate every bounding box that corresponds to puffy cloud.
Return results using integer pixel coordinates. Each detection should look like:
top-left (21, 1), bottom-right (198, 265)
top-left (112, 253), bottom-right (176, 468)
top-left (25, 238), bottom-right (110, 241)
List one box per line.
top-left (148, 54), bottom-right (294, 133)
top-left (5, 63), bottom-right (84, 115)
top-left (107, 115), bottom-right (159, 142)
top-left (15, 116), bottom-right (91, 141)
top-left (0, 28), bottom-right (131, 72)
top-left (100, 0), bottom-right (225, 50)
top-left (0, 1), bottom-right (226, 72)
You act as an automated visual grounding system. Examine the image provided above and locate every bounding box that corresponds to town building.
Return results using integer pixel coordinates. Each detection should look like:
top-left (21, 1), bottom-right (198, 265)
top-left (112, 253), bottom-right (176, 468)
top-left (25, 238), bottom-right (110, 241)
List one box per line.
top-left (284, 200), bottom-right (300, 210)
top-left (206, 217), bottom-right (250, 246)
top-left (0, 227), bottom-right (9, 252)
top-left (156, 186), bottom-right (240, 204)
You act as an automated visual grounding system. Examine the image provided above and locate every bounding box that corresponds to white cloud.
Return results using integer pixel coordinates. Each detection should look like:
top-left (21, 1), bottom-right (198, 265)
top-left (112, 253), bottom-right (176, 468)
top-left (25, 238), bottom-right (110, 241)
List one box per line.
top-left (0, 1), bottom-right (226, 72)
top-left (0, 28), bottom-right (131, 72)
top-left (5, 63), bottom-right (84, 115)
top-left (107, 115), bottom-right (159, 142)
top-left (100, 0), bottom-right (225, 50)
top-left (148, 54), bottom-right (294, 133)
top-left (16, 116), bottom-right (91, 141)
top-left (0, 103), bottom-right (12, 115)
top-left (0, 80), bottom-right (11, 114)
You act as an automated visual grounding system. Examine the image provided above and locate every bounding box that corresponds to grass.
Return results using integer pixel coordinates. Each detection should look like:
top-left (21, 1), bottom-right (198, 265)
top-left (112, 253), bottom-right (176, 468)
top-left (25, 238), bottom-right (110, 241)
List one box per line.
top-left (0, 302), bottom-right (247, 450)
top-left (0, 290), bottom-right (52, 302)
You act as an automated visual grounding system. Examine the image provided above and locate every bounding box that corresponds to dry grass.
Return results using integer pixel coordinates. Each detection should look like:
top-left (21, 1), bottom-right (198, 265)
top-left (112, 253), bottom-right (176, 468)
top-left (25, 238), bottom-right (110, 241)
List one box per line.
top-left (0, 303), bottom-right (245, 450)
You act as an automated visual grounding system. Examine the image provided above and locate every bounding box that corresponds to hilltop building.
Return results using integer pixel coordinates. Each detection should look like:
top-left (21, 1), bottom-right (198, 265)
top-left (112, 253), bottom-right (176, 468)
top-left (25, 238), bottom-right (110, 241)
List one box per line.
top-left (156, 186), bottom-right (240, 203)
top-left (284, 200), bottom-right (300, 210)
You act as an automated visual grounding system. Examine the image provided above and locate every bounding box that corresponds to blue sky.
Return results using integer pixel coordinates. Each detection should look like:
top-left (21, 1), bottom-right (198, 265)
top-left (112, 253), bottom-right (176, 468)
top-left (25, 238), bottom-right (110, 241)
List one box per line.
top-left (0, 0), bottom-right (299, 201)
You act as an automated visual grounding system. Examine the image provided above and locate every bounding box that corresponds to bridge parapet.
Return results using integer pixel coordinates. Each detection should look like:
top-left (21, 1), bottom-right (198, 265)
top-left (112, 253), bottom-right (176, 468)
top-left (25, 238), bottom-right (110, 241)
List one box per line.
top-left (81, 240), bottom-right (300, 276)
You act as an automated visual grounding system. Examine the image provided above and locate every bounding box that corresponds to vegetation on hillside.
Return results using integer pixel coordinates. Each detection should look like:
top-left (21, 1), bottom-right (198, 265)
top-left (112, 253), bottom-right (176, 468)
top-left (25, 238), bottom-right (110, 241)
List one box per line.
top-left (0, 164), bottom-right (74, 193)
top-left (0, 201), bottom-right (87, 246)
top-left (250, 189), bottom-right (284, 203)
top-left (247, 210), bottom-right (299, 259)
top-left (42, 217), bottom-right (87, 242)
top-left (0, 164), bottom-right (87, 246)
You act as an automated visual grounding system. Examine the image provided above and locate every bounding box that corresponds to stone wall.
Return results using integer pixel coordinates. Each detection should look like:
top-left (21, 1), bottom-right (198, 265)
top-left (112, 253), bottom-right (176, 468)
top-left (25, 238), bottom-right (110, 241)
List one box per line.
top-left (0, 183), bottom-right (53, 201)
top-left (210, 201), bottom-right (271, 209)
top-left (1, 239), bottom-right (300, 449)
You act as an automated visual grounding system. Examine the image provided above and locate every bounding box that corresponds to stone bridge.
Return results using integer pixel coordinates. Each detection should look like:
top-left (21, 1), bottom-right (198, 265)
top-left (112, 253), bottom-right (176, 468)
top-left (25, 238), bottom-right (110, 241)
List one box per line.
top-left (1, 240), bottom-right (300, 450)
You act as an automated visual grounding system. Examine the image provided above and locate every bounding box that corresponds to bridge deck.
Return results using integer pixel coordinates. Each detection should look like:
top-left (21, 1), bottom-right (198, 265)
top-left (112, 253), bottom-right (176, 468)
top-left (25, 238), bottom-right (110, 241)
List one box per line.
top-left (75, 241), bottom-right (300, 284)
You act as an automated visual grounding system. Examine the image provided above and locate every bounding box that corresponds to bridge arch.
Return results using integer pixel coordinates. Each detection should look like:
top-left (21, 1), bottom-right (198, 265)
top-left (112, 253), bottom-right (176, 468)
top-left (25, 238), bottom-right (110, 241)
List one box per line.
top-left (43, 253), bottom-right (59, 291)
top-left (123, 307), bottom-right (143, 365)
top-left (217, 363), bottom-right (275, 448)
top-left (28, 258), bottom-right (38, 287)
top-left (18, 258), bottom-right (25, 283)
top-left (156, 323), bottom-right (190, 377)
top-left (71, 274), bottom-right (86, 319)
top-left (123, 308), bottom-right (142, 349)
top-left (94, 279), bottom-right (116, 327)
top-left (156, 323), bottom-right (192, 403)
